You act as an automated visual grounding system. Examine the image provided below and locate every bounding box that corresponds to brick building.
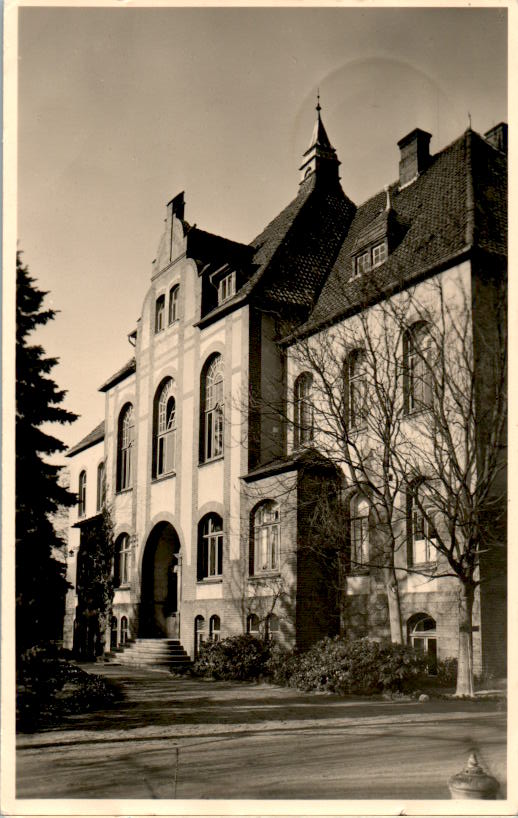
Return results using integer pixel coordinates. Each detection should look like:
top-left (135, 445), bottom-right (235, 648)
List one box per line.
top-left (65, 105), bottom-right (507, 676)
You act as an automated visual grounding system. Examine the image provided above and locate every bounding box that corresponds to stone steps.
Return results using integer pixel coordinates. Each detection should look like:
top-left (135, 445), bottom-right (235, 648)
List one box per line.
top-left (105, 638), bottom-right (192, 670)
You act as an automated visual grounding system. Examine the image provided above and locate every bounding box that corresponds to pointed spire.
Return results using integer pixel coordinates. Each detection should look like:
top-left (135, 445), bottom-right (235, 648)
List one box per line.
top-left (300, 94), bottom-right (340, 186)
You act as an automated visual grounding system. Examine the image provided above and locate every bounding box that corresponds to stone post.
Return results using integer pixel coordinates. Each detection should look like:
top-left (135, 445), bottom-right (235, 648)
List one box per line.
top-left (448, 752), bottom-right (499, 799)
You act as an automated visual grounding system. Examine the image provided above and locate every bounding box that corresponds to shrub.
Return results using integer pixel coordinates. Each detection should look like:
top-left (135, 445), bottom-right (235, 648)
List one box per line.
top-left (433, 657), bottom-right (458, 687)
top-left (272, 637), bottom-right (427, 695)
top-left (193, 635), bottom-right (271, 681)
top-left (17, 644), bottom-right (119, 731)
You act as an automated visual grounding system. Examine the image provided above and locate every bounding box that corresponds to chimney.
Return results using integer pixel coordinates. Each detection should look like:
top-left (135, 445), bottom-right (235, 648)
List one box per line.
top-left (397, 128), bottom-right (432, 187)
top-left (484, 123), bottom-right (507, 154)
top-left (169, 191), bottom-right (185, 221)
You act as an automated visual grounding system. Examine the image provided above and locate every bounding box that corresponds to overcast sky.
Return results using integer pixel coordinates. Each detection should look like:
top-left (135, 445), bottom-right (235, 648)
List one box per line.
top-left (17, 5), bottom-right (507, 457)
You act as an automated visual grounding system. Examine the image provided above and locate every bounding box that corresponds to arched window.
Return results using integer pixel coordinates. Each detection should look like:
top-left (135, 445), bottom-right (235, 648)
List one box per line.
top-left (96, 461), bottom-right (105, 512)
top-left (194, 615), bottom-right (206, 657)
top-left (247, 613), bottom-right (260, 636)
top-left (293, 373), bottom-right (313, 447)
top-left (350, 494), bottom-right (370, 569)
top-left (117, 404), bottom-right (134, 491)
top-left (120, 616), bottom-right (129, 645)
top-left (201, 355), bottom-right (224, 461)
top-left (155, 294), bottom-right (165, 333)
top-left (344, 350), bottom-right (367, 428)
top-left (110, 616), bottom-right (118, 650)
top-left (408, 613), bottom-right (437, 674)
top-left (407, 484), bottom-right (438, 566)
top-left (404, 322), bottom-right (432, 413)
top-left (78, 470), bottom-right (87, 517)
top-left (169, 285), bottom-right (180, 324)
top-left (266, 613), bottom-right (280, 642)
top-left (250, 501), bottom-right (280, 575)
top-left (114, 533), bottom-right (131, 587)
top-left (153, 379), bottom-right (176, 478)
top-left (209, 615), bottom-right (221, 642)
top-left (197, 514), bottom-right (223, 580)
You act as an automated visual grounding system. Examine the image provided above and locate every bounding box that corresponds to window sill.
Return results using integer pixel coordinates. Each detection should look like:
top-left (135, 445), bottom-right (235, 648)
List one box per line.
top-left (410, 561), bottom-right (437, 571)
top-left (114, 584), bottom-right (131, 591)
top-left (116, 487), bottom-right (133, 496)
top-left (199, 455), bottom-right (224, 468)
top-left (248, 572), bottom-right (281, 581)
top-left (152, 472), bottom-right (176, 484)
top-left (197, 577), bottom-right (223, 585)
top-left (349, 568), bottom-right (370, 577)
top-left (168, 319), bottom-right (180, 327)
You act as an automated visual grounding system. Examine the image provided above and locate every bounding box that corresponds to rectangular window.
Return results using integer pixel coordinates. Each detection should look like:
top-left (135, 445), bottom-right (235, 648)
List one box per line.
top-left (155, 295), bottom-right (165, 333)
top-left (205, 406), bottom-right (223, 460)
top-left (354, 251), bottom-right (371, 277)
top-left (218, 272), bottom-right (236, 304)
top-left (410, 497), bottom-right (438, 565)
top-left (372, 241), bottom-right (387, 267)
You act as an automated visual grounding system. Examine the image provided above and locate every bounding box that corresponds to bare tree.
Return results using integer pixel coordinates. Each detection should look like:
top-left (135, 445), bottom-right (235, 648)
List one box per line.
top-left (284, 265), bottom-right (506, 697)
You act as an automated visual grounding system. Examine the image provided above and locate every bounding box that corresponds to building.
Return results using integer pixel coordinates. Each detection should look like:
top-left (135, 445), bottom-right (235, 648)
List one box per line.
top-left (65, 105), bottom-right (507, 676)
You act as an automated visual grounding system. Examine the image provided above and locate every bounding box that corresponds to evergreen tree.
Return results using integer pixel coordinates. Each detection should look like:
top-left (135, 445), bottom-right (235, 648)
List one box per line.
top-left (16, 252), bottom-right (78, 652)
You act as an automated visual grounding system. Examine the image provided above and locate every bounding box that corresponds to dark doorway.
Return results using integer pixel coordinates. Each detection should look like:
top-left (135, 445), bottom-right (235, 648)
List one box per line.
top-left (140, 522), bottom-right (181, 637)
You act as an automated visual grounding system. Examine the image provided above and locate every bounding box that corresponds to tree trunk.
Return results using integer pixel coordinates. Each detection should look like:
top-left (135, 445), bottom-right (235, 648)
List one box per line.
top-left (383, 566), bottom-right (403, 643)
top-left (455, 579), bottom-right (475, 697)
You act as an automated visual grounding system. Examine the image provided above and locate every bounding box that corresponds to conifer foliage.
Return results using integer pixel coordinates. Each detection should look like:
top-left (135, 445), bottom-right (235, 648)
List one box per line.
top-left (16, 252), bottom-right (78, 652)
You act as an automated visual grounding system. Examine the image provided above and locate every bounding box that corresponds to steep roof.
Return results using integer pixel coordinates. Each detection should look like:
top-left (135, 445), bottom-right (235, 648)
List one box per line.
top-left (290, 128), bottom-right (507, 339)
top-left (66, 421), bottom-right (105, 458)
top-left (99, 357), bottom-right (136, 393)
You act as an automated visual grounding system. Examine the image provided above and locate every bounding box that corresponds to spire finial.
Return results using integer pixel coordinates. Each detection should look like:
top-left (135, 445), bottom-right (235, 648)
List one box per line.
top-left (384, 184), bottom-right (391, 212)
top-left (468, 111), bottom-right (472, 129)
top-left (316, 89), bottom-right (321, 114)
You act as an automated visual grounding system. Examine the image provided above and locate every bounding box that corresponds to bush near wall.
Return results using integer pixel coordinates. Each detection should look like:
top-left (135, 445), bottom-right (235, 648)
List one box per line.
top-left (193, 635), bottom-right (272, 681)
top-left (267, 637), bottom-right (428, 695)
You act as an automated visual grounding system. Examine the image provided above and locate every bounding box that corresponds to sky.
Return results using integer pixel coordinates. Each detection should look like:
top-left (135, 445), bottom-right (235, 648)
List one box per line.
top-left (16, 4), bottom-right (508, 459)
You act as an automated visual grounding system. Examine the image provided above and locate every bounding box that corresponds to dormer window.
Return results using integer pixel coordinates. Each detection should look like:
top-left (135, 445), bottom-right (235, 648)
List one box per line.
top-left (218, 272), bottom-right (236, 304)
top-left (352, 240), bottom-right (388, 278)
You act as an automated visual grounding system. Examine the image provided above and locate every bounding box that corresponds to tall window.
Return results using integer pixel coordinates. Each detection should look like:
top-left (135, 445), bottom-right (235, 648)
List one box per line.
top-left (250, 501), bottom-right (280, 575)
top-left (169, 285), bottom-right (180, 324)
top-left (78, 471), bottom-right (87, 517)
top-left (247, 613), bottom-right (260, 636)
top-left (344, 350), bottom-right (367, 429)
top-left (120, 616), bottom-right (129, 645)
top-left (266, 613), bottom-right (280, 642)
top-left (350, 494), bottom-right (369, 568)
top-left (96, 461), bottom-right (105, 512)
top-left (201, 355), bottom-right (224, 461)
top-left (194, 615), bottom-right (206, 657)
top-left (154, 379), bottom-right (176, 478)
top-left (155, 294), bottom-right (165, 333)
top-left (408, 613), bottom-right (437, 674)
top-left (404, 322), bottom-right (432, 412)
top-left (117, 404), bottom-right (134, 491)
top-left (218, 272), bottom-right (236, 304)
top-left (197, 514), bottom-right (223, 580)
top-left (110, 616), bottom-right (118, 649)
top-left (115, 534), bottom-right (131, 587)
top-left (293, 372), bottom-right (313, 447)
top-left (209, 615), bottom-right (221, 642)
top-left (408, 486), bottom-right (438, 565)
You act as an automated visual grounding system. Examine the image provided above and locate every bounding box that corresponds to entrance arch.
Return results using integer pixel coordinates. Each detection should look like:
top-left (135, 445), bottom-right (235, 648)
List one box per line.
top-left (140, 522), bottom-right (181, 638)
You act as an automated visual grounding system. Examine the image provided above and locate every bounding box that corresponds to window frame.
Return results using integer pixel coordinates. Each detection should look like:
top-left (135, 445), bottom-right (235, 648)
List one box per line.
top-left (117, 404), bottom-right (134, 492)
top-left (250, 501), bottom-right (280, 576)
top-left (197, 514), bottom-right (223, 581)
top-left (246, 613), bottom-right (260, 636)
top-left (78, 470), bottom-right (87, 518)
top-left (407, 485), bottom-right (438, 567)
top-left (96, 461), bottom-right (105, 512)
top-left (115, 533), bottom-right (131, 587)
top-left (293, 372), bottom-right (313, 448)
top-left (168, 284), bottom-right (180, 324)
top-left (218, 271), bottom-right (236, 304)
top-left (201, 355), bottom-right (224, 462)
top-left (209, 614), bottom-right (221, 642)
top-left (154, 379), bottom-right (176, 479)
top-left (155, 294), bottom-right (165, 333)
top-left (408, 613), bottom-right (438, 674)
top-left (120, 616), bottom-right (129, 645)
top-left (350, 494), bottom-right (370, 570)
top-left (344, 349), bottom-right (367, 429)
top-left (265, 613), bottom-right (280, 642)
top-left (404, 322), bottom-right (433, 414)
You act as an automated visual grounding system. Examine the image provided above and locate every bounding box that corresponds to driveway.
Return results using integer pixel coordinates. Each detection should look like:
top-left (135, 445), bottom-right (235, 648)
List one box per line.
top-left (16, 664), bottom-right (507, 800)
